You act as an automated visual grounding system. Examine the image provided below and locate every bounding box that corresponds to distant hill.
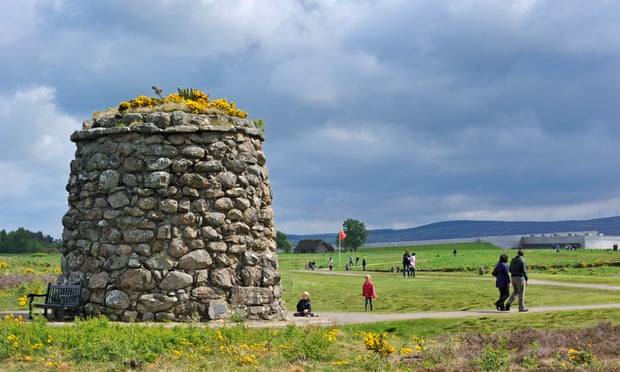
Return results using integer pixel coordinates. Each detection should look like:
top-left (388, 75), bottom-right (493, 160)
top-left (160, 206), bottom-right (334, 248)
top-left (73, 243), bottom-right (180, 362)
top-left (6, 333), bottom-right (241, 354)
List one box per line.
top-left (286, 216), bottom-right (620, 246)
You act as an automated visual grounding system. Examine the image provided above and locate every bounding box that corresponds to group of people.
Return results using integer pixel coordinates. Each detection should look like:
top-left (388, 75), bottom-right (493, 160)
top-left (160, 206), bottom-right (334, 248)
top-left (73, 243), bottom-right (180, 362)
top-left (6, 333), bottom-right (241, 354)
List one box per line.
top-left (295, 248), bottom-right (530, 317)
top-left (555, 243), bottom-right (576, 251)
top-left (348, 256), bottom-right (361, 267)
top-left (401, 249), bottom-right (416, 278)
top-left (306, 257), bottom-right (369, 271)
top-left (492, 249), bottom-right (529, 312)
top-left (344, 255), bottom-right (368, 271)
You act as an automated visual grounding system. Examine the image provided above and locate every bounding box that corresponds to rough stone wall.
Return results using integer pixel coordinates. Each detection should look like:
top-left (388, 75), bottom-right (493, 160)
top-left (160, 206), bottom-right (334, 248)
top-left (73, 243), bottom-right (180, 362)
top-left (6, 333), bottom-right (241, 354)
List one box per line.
top-left (60, 111), bottom-right (286, 322)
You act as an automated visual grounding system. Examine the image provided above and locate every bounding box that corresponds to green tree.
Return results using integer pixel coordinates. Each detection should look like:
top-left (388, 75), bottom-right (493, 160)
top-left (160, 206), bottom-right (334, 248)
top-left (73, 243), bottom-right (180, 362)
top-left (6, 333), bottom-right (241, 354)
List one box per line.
top-left (6, 228), bottom-right (39, 253)
top-left (0, 227), bottom-right (51, 253)
top-left (341, 218), bottom-right (368, 251)
top-left (275, 230), bottom-right (293, 253)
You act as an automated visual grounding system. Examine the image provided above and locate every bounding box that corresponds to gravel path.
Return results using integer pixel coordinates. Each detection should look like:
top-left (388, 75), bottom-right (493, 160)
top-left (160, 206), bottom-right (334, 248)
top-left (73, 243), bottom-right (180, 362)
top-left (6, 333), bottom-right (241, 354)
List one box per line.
top-left (304, 303), bottom-right (620, 327)
top-left (4, 302), bottom-right (619, 329)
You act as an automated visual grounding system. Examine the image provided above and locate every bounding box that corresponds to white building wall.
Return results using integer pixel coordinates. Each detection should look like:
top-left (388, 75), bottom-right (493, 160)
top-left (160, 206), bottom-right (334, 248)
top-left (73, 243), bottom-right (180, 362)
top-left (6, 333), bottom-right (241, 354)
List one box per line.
top-left (584, 236), bottom-right (620, 250)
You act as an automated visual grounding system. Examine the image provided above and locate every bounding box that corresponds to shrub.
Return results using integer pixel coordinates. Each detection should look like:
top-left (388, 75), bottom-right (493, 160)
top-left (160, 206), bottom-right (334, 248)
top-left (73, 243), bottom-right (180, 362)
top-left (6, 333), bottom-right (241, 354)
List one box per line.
top-left (109, 87), bottom-right (249, 119)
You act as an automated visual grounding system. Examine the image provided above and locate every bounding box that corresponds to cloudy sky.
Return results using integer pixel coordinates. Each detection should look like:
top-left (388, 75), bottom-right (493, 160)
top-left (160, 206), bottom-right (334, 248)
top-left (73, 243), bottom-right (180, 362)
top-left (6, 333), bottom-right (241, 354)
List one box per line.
top-left (1, 0), bottom-right (619, 238)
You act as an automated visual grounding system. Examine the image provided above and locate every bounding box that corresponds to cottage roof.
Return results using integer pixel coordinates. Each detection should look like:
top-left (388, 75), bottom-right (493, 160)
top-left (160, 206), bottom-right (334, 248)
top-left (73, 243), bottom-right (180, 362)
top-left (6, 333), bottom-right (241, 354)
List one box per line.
top-left (294, 239), bottom-right (335, 253)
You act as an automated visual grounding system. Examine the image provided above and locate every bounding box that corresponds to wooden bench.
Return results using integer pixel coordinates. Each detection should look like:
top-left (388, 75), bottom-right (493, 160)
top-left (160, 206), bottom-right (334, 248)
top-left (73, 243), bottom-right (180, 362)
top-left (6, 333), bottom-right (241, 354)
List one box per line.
top-left (28, 284), bottom-right (82, 321)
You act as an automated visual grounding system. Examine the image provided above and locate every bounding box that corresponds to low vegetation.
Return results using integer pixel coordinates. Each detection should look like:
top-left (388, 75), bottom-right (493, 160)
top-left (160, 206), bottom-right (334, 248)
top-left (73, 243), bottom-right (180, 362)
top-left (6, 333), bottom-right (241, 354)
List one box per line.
top-left (1, 243), bottom-right (618, 370)
top-left (93, 87), bottom-right (249, 119)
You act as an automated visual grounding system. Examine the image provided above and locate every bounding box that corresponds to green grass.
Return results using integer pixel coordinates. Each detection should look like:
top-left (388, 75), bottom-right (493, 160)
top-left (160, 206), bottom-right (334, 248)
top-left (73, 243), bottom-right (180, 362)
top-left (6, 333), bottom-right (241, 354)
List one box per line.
top-left (0, 252), bottom-right (60, 273)
top-left (345, 308), bottom-right (620, 339)
top-left (2, 309), bottom-right (618, 371)
top-left (280, 269), bottom-right (619, 313)
top-left (278, 242), bottom-right (620, 272)
top-left (279, 242), bottom-right (619, 313)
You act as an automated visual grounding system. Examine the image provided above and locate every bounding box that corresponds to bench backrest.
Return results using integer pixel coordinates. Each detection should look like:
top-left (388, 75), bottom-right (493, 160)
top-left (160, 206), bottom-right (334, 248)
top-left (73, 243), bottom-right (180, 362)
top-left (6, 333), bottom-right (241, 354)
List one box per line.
top-left (45, 284), bottom-right (82, 306)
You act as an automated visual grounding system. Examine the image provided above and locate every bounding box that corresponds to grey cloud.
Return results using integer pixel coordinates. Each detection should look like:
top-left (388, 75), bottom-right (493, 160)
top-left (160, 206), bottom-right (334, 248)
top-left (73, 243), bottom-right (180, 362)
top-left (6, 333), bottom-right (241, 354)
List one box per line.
top-left (1, 0), bottom-right (620, 237)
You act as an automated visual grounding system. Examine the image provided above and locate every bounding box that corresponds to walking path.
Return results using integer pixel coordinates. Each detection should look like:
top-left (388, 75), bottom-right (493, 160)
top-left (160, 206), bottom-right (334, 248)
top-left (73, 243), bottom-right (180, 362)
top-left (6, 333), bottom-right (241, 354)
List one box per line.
top-left (528, 279), bottom-right (620, 291)
top-left (298, 303), bottom-right (620, 327)
top-left (4, 302), bottom-right (619, 329)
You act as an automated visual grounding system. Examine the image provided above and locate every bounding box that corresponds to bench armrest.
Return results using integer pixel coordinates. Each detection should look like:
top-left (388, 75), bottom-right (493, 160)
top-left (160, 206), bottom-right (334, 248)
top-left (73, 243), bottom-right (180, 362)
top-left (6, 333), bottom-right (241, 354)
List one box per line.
top-left (27, 293), bottom-right (46, 299)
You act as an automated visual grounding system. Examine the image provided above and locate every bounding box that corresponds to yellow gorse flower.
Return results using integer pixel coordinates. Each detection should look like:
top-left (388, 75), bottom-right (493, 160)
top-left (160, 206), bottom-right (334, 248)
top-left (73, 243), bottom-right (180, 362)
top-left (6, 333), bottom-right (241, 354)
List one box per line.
top-left (325, 328), bottom-right (339, 342)
top-left (3, 314), bottom-right (24, 324)
top-left (567, 346), bottom-right (595, 365)
top-left (116, 88), bottom-right (248, 118)
top-left (362, 332), bottom-right (395, 356)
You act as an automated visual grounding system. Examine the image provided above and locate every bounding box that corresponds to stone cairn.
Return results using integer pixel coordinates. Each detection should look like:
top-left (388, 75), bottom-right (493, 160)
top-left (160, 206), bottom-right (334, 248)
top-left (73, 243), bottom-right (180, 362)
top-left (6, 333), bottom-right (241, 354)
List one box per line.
top-left (60, 111), bottom-right (287, 322)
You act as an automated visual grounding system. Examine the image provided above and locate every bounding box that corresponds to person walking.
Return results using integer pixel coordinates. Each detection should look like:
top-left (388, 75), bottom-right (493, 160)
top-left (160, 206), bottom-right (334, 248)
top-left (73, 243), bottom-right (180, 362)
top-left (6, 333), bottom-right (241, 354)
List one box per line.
top-left (402, 249), bottom-right (411, 277)
top-left (362, 274), bottom-right (377, 311)
top-left (505, 250), bottom-right (529, 312)
top-left (362, 257), bottom-right (366, 271)
top-left (328, 257), bottom-right (333, 271)
top-left (409, 252), bottom-right (416, 278)
top-left (491, 253), bottom-right (510, 311)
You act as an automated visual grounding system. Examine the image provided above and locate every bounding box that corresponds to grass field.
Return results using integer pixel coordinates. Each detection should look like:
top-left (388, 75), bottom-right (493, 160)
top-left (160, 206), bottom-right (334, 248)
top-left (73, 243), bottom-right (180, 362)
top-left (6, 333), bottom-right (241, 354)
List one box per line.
top-left (279, 242), bottom-right (620, 314)
top-left (278, 242), bottom-right (620, 274)
top-left (1, 243), bottom-right (619, 371)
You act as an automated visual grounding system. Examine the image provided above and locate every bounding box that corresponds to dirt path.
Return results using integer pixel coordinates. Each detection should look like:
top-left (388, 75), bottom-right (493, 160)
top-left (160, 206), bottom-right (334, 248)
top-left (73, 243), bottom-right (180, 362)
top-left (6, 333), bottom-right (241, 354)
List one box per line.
top-left (295, 303), bottom-right (620, 327)
top-left (4, 302), bottom-right (619, 329)
top-left (527, 279), bottom-right (620, 291)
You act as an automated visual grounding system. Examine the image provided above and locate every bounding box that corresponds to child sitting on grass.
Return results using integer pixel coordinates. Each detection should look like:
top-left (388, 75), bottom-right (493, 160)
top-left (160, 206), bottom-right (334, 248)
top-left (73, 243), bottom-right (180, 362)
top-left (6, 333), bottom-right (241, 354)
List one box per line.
top-left (294, 291), bottom-right (317, 317)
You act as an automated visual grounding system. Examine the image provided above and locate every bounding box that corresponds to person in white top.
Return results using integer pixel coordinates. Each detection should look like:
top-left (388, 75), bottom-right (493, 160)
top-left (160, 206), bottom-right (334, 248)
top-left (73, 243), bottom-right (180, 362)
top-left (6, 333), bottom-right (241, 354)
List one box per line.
top-left (409, 253), bottom-right (416, 278)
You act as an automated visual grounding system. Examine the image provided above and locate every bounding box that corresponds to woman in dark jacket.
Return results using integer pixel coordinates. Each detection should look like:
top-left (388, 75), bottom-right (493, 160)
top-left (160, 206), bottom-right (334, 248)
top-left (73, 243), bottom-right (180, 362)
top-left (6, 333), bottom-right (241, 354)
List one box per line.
top-left (492, 254), bottom-right (510, 311)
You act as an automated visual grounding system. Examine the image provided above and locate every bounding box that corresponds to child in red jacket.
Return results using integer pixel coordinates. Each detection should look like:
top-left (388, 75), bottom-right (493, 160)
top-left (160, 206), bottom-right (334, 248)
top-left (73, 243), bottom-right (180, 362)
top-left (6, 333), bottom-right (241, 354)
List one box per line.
top-left (362, 274), bottom-right (377, 311)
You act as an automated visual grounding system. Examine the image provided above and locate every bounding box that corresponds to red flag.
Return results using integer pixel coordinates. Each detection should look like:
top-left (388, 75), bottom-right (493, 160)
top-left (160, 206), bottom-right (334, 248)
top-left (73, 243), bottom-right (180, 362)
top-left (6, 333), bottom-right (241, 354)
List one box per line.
top-left (339, 229), bottom-right (346, 241)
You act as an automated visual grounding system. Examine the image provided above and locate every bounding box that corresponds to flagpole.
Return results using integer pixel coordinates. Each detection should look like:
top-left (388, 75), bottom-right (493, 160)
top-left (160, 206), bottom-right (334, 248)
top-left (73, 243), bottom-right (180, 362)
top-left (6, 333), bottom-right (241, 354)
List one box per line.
top-left (338, 229), bottom-right (346, 269)
top-left (338, 235), bottom-right (341, 268)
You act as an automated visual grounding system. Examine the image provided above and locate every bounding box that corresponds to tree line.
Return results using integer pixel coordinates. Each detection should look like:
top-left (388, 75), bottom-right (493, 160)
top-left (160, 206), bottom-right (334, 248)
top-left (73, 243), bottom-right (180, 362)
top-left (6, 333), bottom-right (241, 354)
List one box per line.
top-left (0, 227), bottom-right (61, 253)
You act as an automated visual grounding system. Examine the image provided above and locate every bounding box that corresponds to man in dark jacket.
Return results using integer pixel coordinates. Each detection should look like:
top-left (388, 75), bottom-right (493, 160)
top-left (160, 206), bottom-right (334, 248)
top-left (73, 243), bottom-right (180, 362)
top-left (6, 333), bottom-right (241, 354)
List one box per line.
top-left (402, 249), bottom-right (411, 277)
top-left (505, 250), bottom-right (528, 312)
